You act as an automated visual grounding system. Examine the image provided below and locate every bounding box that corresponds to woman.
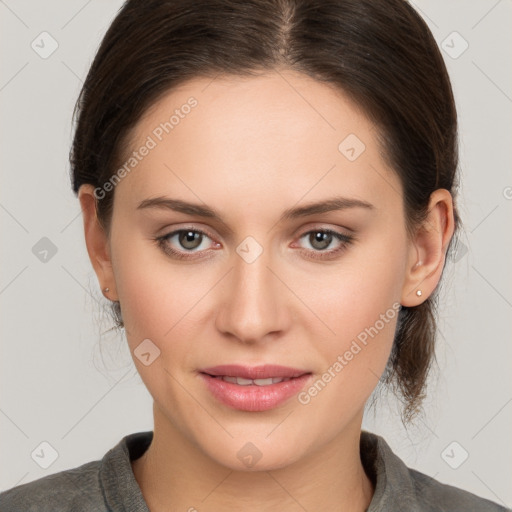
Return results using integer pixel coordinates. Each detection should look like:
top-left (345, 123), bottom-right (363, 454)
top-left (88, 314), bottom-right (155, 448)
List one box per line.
top-left (1, 0), bottom-right (508, 510)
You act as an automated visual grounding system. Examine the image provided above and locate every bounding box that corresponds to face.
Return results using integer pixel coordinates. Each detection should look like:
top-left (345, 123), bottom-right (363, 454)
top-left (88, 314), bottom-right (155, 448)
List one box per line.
top-left (88, 70), bottom-right (423, 470)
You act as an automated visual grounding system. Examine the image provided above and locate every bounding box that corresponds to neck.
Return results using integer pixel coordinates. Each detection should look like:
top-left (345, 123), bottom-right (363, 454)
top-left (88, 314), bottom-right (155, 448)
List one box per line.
top-left (132, 405), bottom-right (374, 512)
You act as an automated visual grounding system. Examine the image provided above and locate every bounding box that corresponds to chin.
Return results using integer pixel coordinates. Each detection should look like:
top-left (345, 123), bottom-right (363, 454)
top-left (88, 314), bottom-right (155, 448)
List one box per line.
top-left (201, 436), bottom-right (308, 473)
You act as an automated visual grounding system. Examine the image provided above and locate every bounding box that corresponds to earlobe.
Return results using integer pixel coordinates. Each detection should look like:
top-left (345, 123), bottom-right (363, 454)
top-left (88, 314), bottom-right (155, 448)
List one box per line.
top-left (78, 184), bottom-right (117, 300)
top-left (400, 189), bottom-right (455, 307)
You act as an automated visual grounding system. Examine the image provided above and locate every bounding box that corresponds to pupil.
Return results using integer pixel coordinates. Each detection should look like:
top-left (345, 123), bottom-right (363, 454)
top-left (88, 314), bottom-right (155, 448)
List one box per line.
top-left (312, 231), bottom-right (331, 250)
top-left (181, 231), bottom-right (201, 249)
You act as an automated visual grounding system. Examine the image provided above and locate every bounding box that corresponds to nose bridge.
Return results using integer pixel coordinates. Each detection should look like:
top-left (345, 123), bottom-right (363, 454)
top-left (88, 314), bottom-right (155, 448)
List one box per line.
top-left (216, 236), bottom-right (283, 342)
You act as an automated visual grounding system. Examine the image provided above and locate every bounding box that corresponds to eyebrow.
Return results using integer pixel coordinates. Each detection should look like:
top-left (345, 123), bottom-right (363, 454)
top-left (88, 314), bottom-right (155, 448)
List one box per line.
top-left (137, 195), bottom-right (375, 226)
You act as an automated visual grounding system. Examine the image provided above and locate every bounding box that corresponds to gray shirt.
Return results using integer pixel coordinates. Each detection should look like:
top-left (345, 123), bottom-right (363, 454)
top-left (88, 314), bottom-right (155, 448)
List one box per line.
top-left (0, 430), bottom-right (509, 511)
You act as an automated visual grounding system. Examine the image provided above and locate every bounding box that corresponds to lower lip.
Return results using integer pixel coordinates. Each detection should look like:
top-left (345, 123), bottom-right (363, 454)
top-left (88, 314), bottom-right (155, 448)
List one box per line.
top-left (199, 373), bottom-right (312, 412)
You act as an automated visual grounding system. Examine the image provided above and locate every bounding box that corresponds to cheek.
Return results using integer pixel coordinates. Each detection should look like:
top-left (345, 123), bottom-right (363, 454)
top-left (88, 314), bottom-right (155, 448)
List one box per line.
top-left (111, 243), bottom-right (208, 413)
top-left (301, 232), bottom-right (405, 343)
top-left (302, 275), bottom-right (399, 394)
top-left (295, 230), bottom-right (406, 400)
top-left (294, 276), bottom-right (401, 431)
top-left (110, 230), bottom-right (204, 352)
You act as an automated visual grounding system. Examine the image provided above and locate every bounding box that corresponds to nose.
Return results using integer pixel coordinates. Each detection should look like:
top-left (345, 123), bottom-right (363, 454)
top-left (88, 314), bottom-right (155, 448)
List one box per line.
top-left (215, 242), bottom-right (288, 345)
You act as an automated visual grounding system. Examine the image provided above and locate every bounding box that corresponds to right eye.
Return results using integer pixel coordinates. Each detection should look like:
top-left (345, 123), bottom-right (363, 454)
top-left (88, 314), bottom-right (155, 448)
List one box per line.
top-left (155, 228), bottom-right (220, 260)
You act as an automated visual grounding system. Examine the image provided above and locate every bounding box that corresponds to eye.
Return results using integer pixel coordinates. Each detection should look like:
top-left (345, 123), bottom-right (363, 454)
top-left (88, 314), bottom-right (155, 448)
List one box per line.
top-left (154, 227), bottom-right (355, 261)
top-left (294, 229), bottom-right (355, 260)
top-left (155, 228), bottom-right (219, 260)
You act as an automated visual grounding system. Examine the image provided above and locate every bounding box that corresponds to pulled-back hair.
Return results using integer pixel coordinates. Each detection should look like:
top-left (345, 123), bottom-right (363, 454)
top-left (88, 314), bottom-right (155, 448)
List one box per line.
top-left (70, 0), bottom-right (461, 424)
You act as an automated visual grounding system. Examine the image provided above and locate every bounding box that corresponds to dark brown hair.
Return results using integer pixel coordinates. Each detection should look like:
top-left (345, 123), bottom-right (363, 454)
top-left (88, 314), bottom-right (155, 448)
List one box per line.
top-left (70, 0), bottom-right (461, 424)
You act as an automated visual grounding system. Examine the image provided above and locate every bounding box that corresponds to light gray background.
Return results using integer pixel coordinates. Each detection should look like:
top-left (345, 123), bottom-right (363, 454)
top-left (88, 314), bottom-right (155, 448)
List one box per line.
top-left (1, 0), bottom-right (511, 507)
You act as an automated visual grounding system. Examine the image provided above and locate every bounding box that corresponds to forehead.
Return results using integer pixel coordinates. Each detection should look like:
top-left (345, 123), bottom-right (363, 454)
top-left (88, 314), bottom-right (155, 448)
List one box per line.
top-left (114, 70), bottom-right (400, 213)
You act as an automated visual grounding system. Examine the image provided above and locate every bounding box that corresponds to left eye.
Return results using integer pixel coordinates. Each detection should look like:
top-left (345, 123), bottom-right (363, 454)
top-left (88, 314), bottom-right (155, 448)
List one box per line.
top-left (298, 229), bottom-right (351, 252)
top-left (155, 228), bottom-right (354, 260)
top-left (293, 229), bottom-right (355, 260)
top-left (160, 229), bottom-right (212, 252)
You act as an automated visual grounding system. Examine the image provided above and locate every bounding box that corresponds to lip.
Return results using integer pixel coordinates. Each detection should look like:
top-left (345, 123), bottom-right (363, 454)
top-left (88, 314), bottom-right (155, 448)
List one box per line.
top-left (199, 365), bottom-right (312, 412)
top-left (200, 364), bottom-right (309, 380)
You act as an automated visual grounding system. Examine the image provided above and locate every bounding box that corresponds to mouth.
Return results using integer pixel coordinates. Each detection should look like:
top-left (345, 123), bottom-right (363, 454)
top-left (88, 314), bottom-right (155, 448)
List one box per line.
top-left (198, 364), bottom-right (313, 411)
top-left (200, 364), bottom-right (310, 380)
top-left (205, 375), bottom-right (295, 386)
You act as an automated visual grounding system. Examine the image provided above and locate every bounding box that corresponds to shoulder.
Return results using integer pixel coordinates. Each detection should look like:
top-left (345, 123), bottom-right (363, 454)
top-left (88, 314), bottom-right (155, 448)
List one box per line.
top-left (0, 431), bottom-right (152, 512)
top-left (407, 466), bottom-right (511, 512)
top-left (0, 460), bottom-right (106, 512)
top-left (361, 430), bottom-right (511, 512)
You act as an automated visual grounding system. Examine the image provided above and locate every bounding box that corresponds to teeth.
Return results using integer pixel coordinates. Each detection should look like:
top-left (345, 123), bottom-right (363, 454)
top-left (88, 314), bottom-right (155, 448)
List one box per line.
top-left (236, 377), bottom-right (253, 386)
top-left (219, 376), bottom-right (291, 386)
top-left (253, 378), bottom-right (274, 386)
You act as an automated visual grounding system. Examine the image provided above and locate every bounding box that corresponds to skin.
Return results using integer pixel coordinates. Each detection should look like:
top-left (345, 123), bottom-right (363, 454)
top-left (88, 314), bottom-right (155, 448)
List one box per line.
top-left (79, 69), bottom-right (454, 511)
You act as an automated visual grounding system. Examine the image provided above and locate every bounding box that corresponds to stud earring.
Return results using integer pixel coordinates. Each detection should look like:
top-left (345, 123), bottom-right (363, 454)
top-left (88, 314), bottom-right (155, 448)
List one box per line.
top-left (103, 287), bottom-right (110, 296)
top-left (416, 290), bottom-right (422, 297)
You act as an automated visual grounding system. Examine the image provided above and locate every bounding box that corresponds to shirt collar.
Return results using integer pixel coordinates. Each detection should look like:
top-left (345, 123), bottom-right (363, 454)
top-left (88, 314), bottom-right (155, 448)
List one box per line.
top-left (100, 429), bottom-right (418, 511)
top-left (360, 429), bottom-right (421, 511)
top-left (100, 431), bottom-right (152, 512)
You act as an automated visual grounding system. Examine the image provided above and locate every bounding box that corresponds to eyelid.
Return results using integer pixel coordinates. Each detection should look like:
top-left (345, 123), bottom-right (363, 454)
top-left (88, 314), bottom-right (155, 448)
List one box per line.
top-left (157, 223), bottom-right (353, 244)
top-left (294, 222), bottom-right (355, 236)
top-left (155, 224), bottom-right (356, 260)
top-left (157, 224), bottom-right (219, 243)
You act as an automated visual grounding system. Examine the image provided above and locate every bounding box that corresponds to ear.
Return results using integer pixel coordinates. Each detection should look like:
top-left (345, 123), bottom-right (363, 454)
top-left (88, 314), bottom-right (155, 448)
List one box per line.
top-left (401, 188), bottom-right (455, 307)
top-left (78, 184), bottom-right (117, 300)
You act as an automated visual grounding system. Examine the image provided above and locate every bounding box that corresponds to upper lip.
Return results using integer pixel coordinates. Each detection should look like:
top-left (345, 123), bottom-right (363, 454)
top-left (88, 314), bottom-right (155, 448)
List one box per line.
top-left (200, 364), bottom-right (311, 380)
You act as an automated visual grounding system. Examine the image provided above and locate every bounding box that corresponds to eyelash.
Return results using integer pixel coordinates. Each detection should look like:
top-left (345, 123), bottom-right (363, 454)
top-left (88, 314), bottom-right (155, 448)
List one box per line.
top-left (154, 227), bottom-right (355, 261)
